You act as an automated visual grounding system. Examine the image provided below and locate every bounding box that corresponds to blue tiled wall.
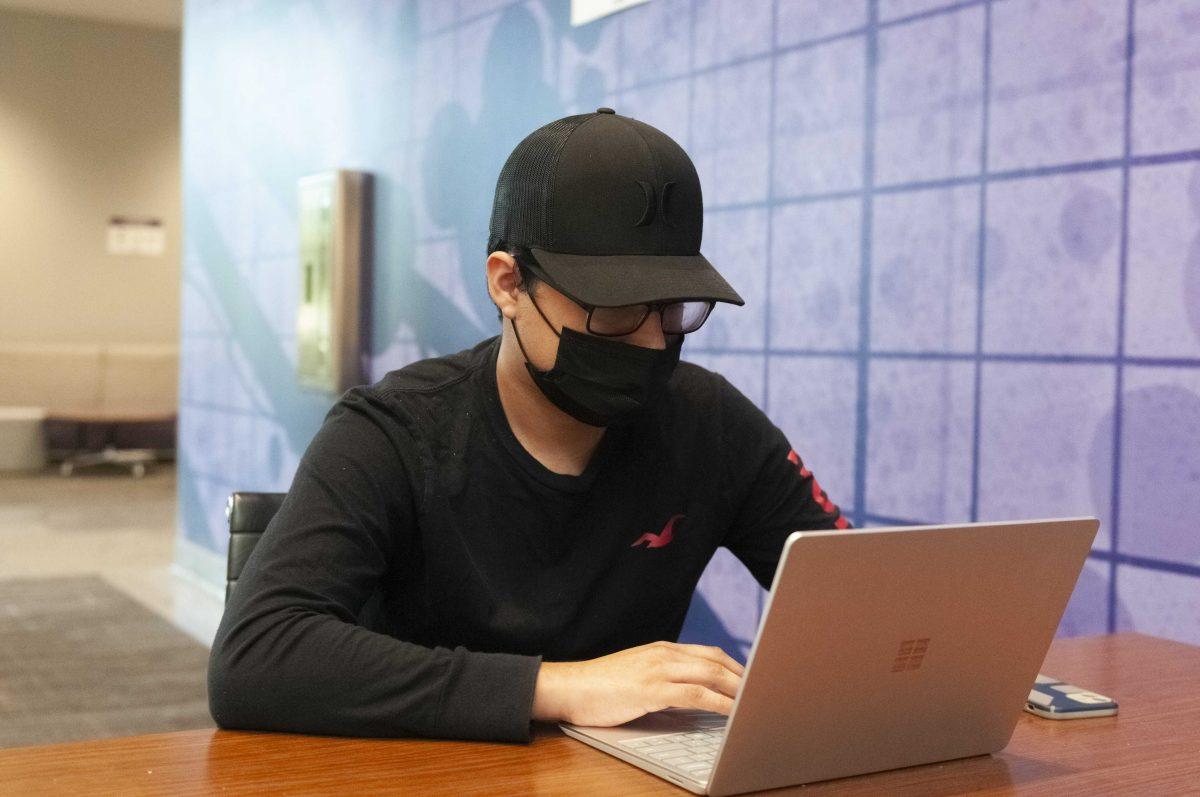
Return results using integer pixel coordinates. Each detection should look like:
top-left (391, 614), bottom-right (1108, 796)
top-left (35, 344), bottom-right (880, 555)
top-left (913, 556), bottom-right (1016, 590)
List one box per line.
top-left (181, 0), bottom-right (1200, 652)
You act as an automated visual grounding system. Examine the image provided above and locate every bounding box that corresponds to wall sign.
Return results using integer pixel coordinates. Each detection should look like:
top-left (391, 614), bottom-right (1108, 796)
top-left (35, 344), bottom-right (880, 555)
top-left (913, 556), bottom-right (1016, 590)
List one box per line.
top-left (106, 216), bottom-right (165, 256)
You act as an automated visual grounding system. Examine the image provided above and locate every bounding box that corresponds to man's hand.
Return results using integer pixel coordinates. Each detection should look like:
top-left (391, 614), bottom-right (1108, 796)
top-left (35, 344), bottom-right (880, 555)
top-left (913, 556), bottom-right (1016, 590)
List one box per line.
top-left (531, 641), bottom-right (745, 726)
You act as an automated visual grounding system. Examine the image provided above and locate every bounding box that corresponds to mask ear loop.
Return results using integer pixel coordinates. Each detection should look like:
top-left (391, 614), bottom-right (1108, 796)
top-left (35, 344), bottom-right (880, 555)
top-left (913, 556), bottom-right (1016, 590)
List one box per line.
top-left (525, 288), bottom-right (562, 339)
top-left (509, 282), bottom-right (561, 370)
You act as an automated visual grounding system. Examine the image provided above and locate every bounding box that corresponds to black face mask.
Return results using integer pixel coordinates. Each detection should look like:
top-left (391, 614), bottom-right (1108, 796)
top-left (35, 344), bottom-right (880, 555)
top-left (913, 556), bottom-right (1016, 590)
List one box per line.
top-left (509, 295), bottom-right (684, 428)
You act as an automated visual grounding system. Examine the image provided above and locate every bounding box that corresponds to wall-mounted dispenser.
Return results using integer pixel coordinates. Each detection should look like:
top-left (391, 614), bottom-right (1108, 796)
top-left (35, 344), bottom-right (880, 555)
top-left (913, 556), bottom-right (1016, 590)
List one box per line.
top-left (296, 170), bottom-right (370, 394)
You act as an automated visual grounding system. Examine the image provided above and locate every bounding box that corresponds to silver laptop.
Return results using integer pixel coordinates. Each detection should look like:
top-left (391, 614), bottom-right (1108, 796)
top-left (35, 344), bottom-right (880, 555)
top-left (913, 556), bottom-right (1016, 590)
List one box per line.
top-left (561, 517), bottom-right (1099, 795)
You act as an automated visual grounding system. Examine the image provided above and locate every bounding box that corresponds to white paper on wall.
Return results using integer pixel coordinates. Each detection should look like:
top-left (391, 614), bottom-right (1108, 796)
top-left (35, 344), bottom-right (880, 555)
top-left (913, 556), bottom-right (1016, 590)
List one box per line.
top-left (571, 0), bottom-right (652, 26)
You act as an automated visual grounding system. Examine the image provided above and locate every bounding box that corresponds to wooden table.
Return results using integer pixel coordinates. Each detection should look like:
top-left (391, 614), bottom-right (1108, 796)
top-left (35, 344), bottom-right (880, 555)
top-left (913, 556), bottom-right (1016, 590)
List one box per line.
top-left (2, 633), bottom-right (1197, 796)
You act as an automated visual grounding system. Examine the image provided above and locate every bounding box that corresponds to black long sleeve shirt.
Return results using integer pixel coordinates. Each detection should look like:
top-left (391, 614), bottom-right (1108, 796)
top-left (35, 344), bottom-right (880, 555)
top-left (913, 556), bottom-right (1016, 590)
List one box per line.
top-left (207, 335), bottom-right (849, 743)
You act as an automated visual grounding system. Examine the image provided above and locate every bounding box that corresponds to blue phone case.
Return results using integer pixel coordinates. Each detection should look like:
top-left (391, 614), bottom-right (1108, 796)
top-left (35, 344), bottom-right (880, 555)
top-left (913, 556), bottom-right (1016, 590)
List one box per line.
top-left (1025, 674), bottom-right (1118, 719)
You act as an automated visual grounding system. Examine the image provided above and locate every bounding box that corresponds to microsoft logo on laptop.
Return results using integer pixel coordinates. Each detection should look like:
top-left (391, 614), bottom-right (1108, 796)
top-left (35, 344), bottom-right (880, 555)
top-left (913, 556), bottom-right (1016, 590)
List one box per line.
top-left (892, 638), bottom-right (930, 672)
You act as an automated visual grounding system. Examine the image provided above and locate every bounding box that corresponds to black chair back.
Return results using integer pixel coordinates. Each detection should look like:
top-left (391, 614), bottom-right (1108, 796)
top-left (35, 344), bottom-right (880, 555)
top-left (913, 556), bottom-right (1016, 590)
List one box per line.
top-left (224, 492), bottom-right (286, 605)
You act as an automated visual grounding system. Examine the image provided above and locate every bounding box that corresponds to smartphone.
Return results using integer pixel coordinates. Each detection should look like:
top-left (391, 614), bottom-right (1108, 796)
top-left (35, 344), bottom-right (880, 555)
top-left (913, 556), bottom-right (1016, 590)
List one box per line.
top-left (1025, 673), bottom-right (1118, 719)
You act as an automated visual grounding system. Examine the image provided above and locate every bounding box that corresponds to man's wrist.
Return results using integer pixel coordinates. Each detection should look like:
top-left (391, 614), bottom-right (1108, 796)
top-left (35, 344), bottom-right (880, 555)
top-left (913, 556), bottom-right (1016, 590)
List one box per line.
top-left (531, 660), bottom-right (572, 722)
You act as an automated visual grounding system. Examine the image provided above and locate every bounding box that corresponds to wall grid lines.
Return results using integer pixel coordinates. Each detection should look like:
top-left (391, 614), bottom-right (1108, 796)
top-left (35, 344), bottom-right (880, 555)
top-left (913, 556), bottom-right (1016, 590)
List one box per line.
top-left (181, 0), bottom-right (1200, 651)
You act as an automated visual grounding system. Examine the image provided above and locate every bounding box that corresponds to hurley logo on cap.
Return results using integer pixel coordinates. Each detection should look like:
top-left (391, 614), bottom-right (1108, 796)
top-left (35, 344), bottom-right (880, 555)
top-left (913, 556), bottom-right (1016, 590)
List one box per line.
top-left (634, 181), bottom-right (677, 228)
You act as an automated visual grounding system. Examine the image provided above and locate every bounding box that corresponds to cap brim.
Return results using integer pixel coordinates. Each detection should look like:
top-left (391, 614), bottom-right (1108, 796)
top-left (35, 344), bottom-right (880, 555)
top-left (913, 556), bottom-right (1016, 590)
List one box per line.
top-left (527, 248), bottom-right (745, 307)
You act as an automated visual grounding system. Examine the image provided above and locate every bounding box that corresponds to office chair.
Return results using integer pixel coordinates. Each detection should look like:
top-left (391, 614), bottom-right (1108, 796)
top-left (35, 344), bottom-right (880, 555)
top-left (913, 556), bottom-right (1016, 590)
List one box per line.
top-left (224, 492), bottom-right (286, 605)
top-left (222, 490), bottom-right (389, 630)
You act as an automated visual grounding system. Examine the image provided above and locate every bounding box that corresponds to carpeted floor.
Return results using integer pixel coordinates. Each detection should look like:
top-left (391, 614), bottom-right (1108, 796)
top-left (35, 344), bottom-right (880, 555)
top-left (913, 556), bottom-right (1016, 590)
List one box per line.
top-left (0, 574), bottom-right (215, 750)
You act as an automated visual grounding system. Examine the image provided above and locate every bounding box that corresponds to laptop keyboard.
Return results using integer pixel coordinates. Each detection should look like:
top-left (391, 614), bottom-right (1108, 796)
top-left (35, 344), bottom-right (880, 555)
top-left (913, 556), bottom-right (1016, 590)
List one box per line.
top-left (617, 712), bottom-right (728, 781)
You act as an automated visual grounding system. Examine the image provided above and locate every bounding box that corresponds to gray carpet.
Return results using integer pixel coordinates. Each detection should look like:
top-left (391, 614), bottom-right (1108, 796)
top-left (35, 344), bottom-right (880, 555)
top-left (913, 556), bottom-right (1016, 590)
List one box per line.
top-left (0, 575), bottom-right (215, 749)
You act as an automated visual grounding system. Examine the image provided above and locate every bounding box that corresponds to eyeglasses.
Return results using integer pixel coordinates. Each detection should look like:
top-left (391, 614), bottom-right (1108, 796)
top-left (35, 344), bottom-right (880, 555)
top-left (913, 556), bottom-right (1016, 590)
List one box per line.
top-left (580, 299), bottom-right (715, 337)
top-left (519, 254), bottom-right (716, 337)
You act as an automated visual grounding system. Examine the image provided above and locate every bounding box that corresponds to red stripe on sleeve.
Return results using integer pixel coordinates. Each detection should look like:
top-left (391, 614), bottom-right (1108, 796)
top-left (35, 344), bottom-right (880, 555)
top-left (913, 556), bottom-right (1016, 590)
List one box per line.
top-left (786, 449), bottom-right (847, 529)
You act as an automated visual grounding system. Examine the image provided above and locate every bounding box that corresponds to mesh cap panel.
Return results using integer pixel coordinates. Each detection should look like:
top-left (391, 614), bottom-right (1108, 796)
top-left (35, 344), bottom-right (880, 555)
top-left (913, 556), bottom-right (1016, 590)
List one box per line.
top-left (487, 114), bottom-right (593, 254)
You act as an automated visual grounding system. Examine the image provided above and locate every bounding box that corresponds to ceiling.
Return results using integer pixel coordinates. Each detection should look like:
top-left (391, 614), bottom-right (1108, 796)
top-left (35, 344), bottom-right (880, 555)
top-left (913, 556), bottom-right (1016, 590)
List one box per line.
top-left (0, 0), bottom-right (182, 30)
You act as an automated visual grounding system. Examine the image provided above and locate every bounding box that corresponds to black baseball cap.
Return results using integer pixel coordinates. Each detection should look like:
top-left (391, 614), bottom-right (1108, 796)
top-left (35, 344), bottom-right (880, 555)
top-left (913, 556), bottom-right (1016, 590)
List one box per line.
top-left (488, 108), bottom-right (745, 308)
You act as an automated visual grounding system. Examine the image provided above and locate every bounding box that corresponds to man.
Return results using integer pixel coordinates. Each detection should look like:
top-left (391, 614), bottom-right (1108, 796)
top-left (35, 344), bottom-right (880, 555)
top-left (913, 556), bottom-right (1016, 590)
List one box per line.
top-left (207, 108), bottom-right (849, 744)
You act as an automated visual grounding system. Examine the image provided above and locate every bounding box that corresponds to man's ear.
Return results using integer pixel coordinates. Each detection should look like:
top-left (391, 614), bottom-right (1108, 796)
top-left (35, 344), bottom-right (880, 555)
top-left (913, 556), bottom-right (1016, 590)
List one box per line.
top-left (486, 251), bottom-right (521, 321)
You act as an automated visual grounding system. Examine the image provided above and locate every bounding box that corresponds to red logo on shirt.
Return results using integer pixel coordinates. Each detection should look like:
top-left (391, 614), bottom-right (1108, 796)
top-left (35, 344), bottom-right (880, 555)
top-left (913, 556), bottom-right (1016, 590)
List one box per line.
top-left (631, 514), bottom-right (684, 549)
